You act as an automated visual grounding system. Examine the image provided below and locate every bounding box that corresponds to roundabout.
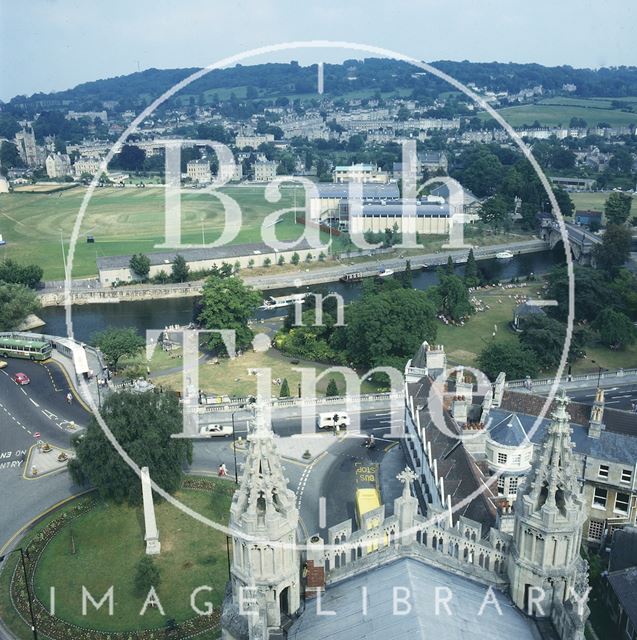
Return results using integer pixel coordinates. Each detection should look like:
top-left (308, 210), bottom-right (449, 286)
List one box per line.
top-left (0, 477), bottom-right (233, 639)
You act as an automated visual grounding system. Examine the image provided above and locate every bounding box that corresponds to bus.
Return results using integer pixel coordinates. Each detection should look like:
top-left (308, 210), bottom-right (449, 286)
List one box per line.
top-left (355, 488), bottom-right (382, 552)
top-left (0, 336), bottom-right (52, 361)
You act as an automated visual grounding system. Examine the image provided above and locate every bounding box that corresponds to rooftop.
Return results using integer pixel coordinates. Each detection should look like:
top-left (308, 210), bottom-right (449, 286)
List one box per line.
top-left (289, 558), bottom-right (539, 640)
top-left (314, 183), bottom-right (400, 199)
top-left (96, 239), bottom-right (314, 271)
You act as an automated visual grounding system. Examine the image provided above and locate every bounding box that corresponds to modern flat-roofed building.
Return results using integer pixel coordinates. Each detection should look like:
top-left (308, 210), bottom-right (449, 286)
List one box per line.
top-left (308, 182), bottom-right (400, 223)
top-left (333, 163), bottom-right (388, 184)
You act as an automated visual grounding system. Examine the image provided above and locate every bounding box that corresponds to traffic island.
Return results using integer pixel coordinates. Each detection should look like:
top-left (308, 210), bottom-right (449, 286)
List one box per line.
top-left (24, 443), bottom-right (74, 479)
top-left (0, 478), bottom-right (233, 639)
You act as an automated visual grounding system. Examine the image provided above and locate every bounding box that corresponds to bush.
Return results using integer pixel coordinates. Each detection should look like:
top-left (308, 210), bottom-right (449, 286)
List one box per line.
top-left (134, 556), bottom-right (161, 596)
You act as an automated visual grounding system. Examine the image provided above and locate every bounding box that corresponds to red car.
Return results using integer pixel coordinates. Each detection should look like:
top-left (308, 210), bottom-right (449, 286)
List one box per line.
top-left (13, 372), bottom-right (30, 385)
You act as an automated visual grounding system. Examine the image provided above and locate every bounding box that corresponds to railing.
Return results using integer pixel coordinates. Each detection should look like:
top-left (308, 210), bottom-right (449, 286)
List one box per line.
top-left (506, 368), bottom-right (637, 390)
top-left (198, 391), bottom-right (404, 413)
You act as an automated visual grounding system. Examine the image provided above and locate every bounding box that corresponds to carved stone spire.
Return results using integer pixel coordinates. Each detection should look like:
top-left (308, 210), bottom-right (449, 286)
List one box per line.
top-left (224, 401), bottom-right (301, 640)
top-left (508, 389), bottom-right (589, 624)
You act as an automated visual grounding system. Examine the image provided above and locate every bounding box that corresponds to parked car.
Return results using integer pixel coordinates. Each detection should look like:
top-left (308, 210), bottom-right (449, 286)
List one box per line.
top-left (0, 360), bottom-right (7, 369)
top-left (199, 424), bottom-right (233, 437)
top-left (13, 372), bottom-right (30, 385)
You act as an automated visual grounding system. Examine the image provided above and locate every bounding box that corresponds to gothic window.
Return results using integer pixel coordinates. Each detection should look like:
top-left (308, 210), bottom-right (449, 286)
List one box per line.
top-left (509, 477), bottom-right (519, 494)
top-left (598, 464), bottom-right (609, 480)
top-left (614, 492), bottom-right (630, 514)
top-left (588, 519), bottom-right (604, 541)
top-left (497, 476), bottom-right (505, 495)
top-left (592, 487), bottom-right (608, 509)
top-left (471, 532), bottom-right (476, 542)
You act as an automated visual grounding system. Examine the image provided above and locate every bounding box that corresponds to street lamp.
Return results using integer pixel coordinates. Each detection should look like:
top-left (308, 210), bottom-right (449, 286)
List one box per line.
top-left (0, 547), bottom-right (38, 640)
top-left (591, 360), bottom-right (607, 388)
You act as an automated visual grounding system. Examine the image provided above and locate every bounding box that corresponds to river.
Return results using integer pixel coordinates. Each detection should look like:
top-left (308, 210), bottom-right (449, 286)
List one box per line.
top-left (37, 249), bottom-right (562, 343)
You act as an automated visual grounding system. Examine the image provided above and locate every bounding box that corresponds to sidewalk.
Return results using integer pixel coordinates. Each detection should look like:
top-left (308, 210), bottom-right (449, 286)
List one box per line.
top-left (507, 368), bottom-right (637, 394)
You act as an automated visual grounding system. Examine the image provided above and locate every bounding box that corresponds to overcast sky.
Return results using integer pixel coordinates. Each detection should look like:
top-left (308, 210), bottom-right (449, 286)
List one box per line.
top-left (1, 0), bottom-right (635, 101)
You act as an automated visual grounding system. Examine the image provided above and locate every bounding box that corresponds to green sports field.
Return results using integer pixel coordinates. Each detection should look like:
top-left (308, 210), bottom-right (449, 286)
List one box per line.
top-left (480, 96), bottom-right (637, 128)
top-left (571, 191), bottom-right (636, 215)
top-left (0, 185), bottom-right (312, 279)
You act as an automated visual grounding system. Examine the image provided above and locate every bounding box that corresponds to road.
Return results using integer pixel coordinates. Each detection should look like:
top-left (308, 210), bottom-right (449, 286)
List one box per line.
top-left (567, 384), bottom-right (637, 412)
top-left (189, 407), bottom-right (407, 537)
top-left (0, 357), bottom-right (90, 551)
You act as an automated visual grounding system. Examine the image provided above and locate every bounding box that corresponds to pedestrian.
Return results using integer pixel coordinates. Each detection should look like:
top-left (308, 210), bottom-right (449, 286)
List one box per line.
top-left (66, 392), bottom-right (73, 405)
top-left (218, 463), bottom-right (228, 477)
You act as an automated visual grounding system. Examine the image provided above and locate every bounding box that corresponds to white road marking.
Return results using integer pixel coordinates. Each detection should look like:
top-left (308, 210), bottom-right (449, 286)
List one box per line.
top-left (30, 398), bottom-right (39, 407)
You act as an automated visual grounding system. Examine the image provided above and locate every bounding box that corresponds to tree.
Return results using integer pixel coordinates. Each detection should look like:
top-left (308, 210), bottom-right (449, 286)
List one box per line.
top-left (343, 288), bottom-right (437, 370)
top-left (0, 259), bottom-right (43, 289)
top-left (0, 142), bottom-right (24, 169)
top-left (546, 265), bottom-right (617, 323)
top-left (93, 327), bottom-right (145, 370)
top-left (134, 556), bottom-right (161, 596)
top-left (400, 260), bottom-right (413, 288)
top-left (518, 314), bottom-right (585, 370)
top-left (171, 254), bottom-right (190, 283)
top-left (604, 192), bottom-right (632, 225)
top-left (69, 391), bottom-right (192, 504)
top-left (445, 256), bottom-right (454, 275)
top-left (117, 144), bottom-right (146, 171)
top-left (0, 283), bottom-right (40, 331)
top-left (129, 253), bottom-right (150, 280)
top-left (263, 257), bottom-right (272, 268)
top-left (435, 274), bottom-right (473, 320)
top-left (593, 308), bottom-right (637, 349)
top-left (279, 378), bottom-right (290, 398)
top-left (479, 195), bottom-right (510, 229)
top-left (278, 255), bottom-right (285, 266)
top-left (325, 378), bottom-right (339, 397)
top-left (594, 224), bottom-right (632, 273)
top-left (551, 187), bottom-right (574, 218)
top-left (196, 275), bottom-right (261, 353)
top-left (291, 252), bottom-right (300, 265)
top-left (477, 342), bottom-right (539, 380)
top-left (463, 249), bottom-right (480, 287)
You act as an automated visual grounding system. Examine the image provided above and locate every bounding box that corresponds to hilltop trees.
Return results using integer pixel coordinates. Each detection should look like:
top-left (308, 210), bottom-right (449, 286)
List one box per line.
top-left (593, 308), bottom-right (637, 349)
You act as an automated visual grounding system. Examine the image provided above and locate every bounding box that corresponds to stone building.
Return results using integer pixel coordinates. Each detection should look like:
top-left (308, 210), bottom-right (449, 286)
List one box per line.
top-left (186, 158), bottom-right (212, 184)
top-left (45, 152), bottom-right (73, 178)
top-left (221, 363), bottom-right (590, 639)
top-left (253, 160), bottom-right (278, 182)
top-left (14, 127), bottom-right (40, 167)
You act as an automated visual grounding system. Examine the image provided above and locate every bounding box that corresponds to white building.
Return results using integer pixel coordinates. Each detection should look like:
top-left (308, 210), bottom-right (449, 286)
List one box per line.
top-left (186, 158), bottom-right (212, 183)
top-left (235, 134), bottom-right (274, 150)
top-left (253, 160), bottom-right (278, 182)
top-left (74, 156), bottom-right (102, 177)
top-left (333, 163), bottom-right (388, 184)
